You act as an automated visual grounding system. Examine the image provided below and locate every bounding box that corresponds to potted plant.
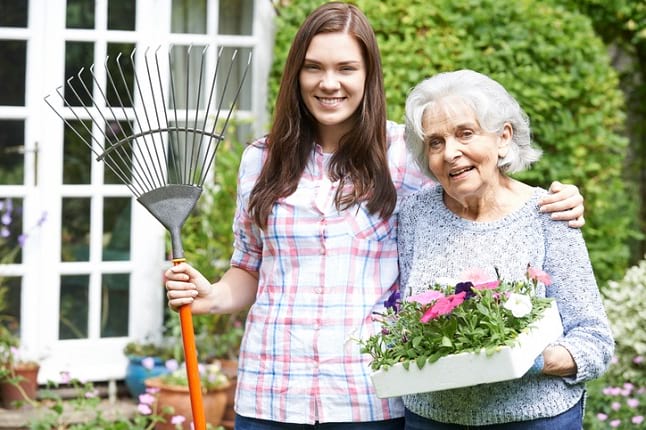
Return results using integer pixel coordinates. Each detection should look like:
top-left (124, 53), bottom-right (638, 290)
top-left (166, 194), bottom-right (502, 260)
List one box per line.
top-left (144, 360), bottom-right (231, 430)
top-left (360, 267), bottom-right (562, 398)
top-left (0, 322), bottom-right (40, 408)
top-left (123, 337), bottom-right (182, 398)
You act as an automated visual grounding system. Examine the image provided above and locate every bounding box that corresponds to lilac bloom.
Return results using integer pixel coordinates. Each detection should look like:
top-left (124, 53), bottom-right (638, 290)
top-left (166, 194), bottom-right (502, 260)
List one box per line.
top-left (171, 415), bottom-right (186, 425)
top-left (165, 358), bottom-right (179, 371)
top-left (1, 227), bottom-right (9, 238)
top-left (139, 392), bottom-right (156, 405)
top-left (1, 211), bottom-right (10, 226)
top-left (142, 356), bottom-right (155, 370)
top-left (18, 233), bottom-right (27, 247)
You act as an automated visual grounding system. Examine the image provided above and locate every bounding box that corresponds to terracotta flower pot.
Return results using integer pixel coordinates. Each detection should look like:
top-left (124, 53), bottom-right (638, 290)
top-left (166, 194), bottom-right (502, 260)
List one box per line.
top-left (218, 359), bottom-right (238, 429)
top-left (0, 363), bottom-right (40, 408)
top-left (145, 376), bottom-right (229, 430)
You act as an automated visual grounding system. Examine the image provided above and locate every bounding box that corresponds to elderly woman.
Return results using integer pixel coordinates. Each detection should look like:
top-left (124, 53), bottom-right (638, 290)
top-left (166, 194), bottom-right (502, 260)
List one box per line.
top-left (398, 70), bottom-right (614, 429)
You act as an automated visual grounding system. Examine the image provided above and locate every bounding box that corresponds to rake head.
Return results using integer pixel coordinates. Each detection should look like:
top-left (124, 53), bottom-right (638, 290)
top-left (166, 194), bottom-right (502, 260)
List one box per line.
top-left (45, 46), bottom-right (251, 259)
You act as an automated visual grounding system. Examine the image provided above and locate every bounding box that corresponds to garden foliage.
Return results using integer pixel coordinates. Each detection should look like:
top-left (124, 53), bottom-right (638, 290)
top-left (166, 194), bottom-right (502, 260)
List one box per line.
top-left (269, 0), bottom-right (638, 283)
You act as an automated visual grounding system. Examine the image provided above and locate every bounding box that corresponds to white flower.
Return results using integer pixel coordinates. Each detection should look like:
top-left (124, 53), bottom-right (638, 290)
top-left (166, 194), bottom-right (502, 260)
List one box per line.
top-left (503, 293), bottom-right (533, 318)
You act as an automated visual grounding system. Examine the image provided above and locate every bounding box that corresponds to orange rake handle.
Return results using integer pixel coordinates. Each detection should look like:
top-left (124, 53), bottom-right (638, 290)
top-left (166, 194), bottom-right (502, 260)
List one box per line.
top-left (173, 258), bottom-right (206, 430)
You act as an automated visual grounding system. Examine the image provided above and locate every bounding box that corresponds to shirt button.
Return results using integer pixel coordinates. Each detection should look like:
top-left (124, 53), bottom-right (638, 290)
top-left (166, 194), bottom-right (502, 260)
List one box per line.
top-left (314, 287), bottom-right (323, 294)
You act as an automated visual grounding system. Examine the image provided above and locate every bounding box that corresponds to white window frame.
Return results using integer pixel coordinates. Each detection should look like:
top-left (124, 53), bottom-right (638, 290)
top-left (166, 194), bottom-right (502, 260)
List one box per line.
top-left (0, 0), bottom-right (274, 383)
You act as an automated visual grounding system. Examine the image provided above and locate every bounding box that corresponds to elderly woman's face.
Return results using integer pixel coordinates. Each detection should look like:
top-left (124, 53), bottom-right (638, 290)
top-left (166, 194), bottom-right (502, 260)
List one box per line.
top-left (422, 100), bottom-right (511, 202)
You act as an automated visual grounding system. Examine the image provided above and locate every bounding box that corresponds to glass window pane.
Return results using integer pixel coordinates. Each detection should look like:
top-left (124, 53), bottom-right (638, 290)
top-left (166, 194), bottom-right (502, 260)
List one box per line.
top-left (64, 41), bottom-right (94, 107)
top-left (61, 198), bottom-right (90, 262)
top-left (219, 0), bottom-right (253, 35)
top-left (59, 274), bottom-right (89, 339)
top-left (168, 45), bottom-right (208, 110)
top-left (217, 47), bottom-right (252, 111)
top-left (66, 0), bottom-right (94, 29)
top-left (171, 0), bottom-right (206, 34)
top-left (0, 1), bottom-right (28, 27)
top-left (0, 40), bottom-right (26, 106)
top-left (63, 120), bottom-right (92, 184)
top-left (0, 197), bottom-right (24, 264)
top-left (106, 42), bottom-right (135, 107)
top-left (100, 273), bottom-right (130, 337)
top-left (108, 0), bottom-right (136, 31)
top-left (104, 120), bottom-right (134, 185)
top-left (0, 276), bottom-right (21, 337)
top-left (0, 120), bottom-right (25, 185)
top-left (103, 197), bottom-right (131, 261)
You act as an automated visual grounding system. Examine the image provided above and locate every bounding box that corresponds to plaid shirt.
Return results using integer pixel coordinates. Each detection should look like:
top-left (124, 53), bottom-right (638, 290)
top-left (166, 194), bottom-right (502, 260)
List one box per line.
top-left (230, 121), bottom-right (429, 424)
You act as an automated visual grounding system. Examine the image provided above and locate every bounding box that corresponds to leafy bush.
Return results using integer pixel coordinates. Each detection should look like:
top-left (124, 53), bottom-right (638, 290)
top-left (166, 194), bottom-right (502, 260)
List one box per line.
top-left (270, 0), bottom-right (637, 283)
top-left (583, 256), bottom-right (646, 429)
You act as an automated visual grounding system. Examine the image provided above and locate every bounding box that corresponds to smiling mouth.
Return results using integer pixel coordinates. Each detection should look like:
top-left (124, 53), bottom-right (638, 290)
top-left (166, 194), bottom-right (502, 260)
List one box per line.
top-left (449, 167), bottom-right (474, 177)
top-left (316, 97), bottom-right (346, 105)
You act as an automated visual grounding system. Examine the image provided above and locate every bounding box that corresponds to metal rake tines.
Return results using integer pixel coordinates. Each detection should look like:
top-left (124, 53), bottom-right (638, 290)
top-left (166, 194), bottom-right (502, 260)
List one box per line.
top-left (44, 45), bottom-right (252, 199)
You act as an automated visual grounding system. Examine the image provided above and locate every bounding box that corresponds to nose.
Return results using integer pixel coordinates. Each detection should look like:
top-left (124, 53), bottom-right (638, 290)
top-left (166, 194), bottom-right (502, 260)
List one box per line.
top-left (319, 71), bottom-right (340, 90)
top-left (443, 136), bottom-right (462, 161)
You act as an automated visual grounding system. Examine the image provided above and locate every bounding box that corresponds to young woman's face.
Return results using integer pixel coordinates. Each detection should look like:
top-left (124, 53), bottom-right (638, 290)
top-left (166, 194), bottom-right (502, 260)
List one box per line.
top-left (299, 32), bottom-right (366, 137)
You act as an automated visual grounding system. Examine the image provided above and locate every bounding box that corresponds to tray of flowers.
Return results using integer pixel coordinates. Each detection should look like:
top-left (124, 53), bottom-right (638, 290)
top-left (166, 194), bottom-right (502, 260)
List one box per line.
top-left (361, 268), bottom-right (563, 398)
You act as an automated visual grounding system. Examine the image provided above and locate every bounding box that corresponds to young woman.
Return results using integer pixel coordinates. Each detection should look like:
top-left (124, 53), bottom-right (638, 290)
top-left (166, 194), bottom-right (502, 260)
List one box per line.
top-left (164, 3), bottom-right (585, 429)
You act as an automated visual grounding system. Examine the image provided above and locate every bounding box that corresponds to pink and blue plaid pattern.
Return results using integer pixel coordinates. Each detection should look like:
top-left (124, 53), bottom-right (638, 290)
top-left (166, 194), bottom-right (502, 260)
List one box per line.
top-left (230, 122), bottom-right (429, 424)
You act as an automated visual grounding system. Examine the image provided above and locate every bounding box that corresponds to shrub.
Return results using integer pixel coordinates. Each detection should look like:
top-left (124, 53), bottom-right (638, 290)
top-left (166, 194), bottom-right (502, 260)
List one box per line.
top-left (270, 0), bottom-right (637, 284)
top-left (583, 256), bottom-right (646, 429)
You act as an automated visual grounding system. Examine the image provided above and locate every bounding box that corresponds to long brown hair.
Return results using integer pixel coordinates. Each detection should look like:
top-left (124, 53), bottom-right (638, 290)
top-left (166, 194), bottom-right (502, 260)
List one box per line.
top-left (248, 2), bottom-right (397, 229)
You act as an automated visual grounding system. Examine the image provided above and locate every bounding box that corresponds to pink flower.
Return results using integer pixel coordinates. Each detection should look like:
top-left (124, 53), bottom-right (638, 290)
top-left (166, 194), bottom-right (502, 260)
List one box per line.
top-left (632, 416), bottom-right (644, 425)
top-left (633, 355), bottom-right (644, 364)
top-left (420, 292), bottom-right (466, 323)
top-left (611, 401), bottom-right (621, 411)
top-left (137, 403), bottom-right (152, 415)
top-left (610, 419), bottom-right (621, 428)
top-left (407, 290), bottom-right (445, 305)
top-left (165, 359), bottom-right (179, 371)
top-left (473, 280), bottom-right (500, 290)
top-left (459, 268), bottom-right (492, 284)
top-left (627, 398), bottom-right (640, 408)
top-left (171, 415), bottom-right (186, 425)
top-left (145, 386), bottom-right (160, 394)
top-left (138, 393), bottom-right (156, 406)
top-left (59, 371), bottom-right (71, 384)
top-left (597, 413), bottom-right (608, 421)
top-left (527, 266), bottom-right (551, 286)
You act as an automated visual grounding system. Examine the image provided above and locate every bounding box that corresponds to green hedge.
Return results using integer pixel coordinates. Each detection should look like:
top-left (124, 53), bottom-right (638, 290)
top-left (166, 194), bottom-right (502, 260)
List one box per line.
top-left (270, 0), bottom-right (638, 283)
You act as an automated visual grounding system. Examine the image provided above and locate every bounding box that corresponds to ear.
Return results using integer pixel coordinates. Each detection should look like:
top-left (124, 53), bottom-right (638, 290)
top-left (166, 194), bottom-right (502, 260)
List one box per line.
top-left (498, 123), bottom-right (513, 159)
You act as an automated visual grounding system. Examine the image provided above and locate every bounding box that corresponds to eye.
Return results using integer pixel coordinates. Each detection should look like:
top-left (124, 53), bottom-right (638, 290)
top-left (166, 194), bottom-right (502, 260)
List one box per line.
top-left (427, 137), bottom-right (444, 151)
top-left (302, 63), bottom-right (320, 71)
top-left (456, 128), bottom-right (474, 141)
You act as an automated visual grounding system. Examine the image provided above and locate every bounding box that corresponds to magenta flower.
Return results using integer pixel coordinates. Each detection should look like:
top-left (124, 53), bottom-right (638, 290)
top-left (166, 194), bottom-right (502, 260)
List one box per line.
top-left (420, 292), bottom-right (466, 323)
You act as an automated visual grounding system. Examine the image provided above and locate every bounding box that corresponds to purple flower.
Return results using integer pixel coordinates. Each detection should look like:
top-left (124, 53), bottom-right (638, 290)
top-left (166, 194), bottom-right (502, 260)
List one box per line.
top-left (1, 227), bottom-right (9, 238)
top-left (1, 211), bottom-right (10, 226)
top-left (384, 290), bottom-right (401, 311)
top-left (633, 416), bottom-right (644, 425)
top-left (171, 415), bottom-right (186, 425)
top-left (18, 233), bottom-right (27, 247)
top-left (454, 281), bottom-right (475, 299)
top-left (138, 393), bottom-right (156, 405)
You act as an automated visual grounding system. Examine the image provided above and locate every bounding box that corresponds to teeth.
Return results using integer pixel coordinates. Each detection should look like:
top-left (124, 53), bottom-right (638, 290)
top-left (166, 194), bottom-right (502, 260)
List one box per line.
top-left (318, 97), bottom-right (344, 105)
top-left (450, 167), bottom-right (471, 176)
